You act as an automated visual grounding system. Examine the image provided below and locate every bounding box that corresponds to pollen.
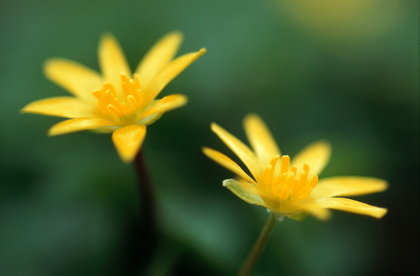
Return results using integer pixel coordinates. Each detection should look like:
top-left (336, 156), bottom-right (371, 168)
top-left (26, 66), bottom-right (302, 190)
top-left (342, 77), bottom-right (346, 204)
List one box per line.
top-left (92, 74), bottom-right (146, 124)
top-left (258, 155), bottom-right (318, 210)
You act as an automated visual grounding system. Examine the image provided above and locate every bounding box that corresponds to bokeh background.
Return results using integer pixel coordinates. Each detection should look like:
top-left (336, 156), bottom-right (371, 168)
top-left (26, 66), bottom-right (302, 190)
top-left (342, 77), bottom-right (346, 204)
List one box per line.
top-left (1, 0), bottom-right (418, 275)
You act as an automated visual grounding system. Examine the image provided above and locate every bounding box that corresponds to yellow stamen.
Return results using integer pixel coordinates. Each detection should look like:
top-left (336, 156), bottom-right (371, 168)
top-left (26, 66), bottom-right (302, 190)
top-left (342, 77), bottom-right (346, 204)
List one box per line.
top-left (259, 155), bottom-right (319, 211)
top-left (93, 74), bottom-right (146, 124)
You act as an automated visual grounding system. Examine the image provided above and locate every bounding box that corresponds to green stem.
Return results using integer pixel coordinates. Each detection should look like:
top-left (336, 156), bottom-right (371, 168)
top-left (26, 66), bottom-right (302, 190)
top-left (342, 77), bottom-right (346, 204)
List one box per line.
top-left (238, 213), bottom-right (277, 276)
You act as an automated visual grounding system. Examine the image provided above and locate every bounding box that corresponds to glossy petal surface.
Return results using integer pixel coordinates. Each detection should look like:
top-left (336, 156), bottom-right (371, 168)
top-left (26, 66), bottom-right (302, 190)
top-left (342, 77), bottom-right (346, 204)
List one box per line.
top-left (141, 94), bottom-right (188, 119)
top-left (244, 114), bottom-right (281, 166)
top-left (211, 122), bottom-right (261, 182)
top-left (44, 59), bottom-right (102, 101)
top-left (49, 117), bottom-right (114, 136)
top-left (98, 34), bottom-right (131, 87)
top-left (301, 197), bottom-right (387, 219)
top-left (291, 141), bottom-right (331, 177)
top-left (147, 48), bottom-right (206, 100)
top-left (112, 125), bottom-right (146, 162)
top-left (223, 179), bottom-right (266, 206)
top-left (21, 97), bottom-right (96, 118)
top-left (136, 31), bottom-right (183, 88)
top-left (311, 177), bottom-right (388, 198)
top-left (203, 147), bottom-right (256, 184)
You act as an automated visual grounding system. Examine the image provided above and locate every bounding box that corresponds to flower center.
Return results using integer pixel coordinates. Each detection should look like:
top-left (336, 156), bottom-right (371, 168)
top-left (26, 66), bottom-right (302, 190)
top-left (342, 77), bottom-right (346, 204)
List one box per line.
top-left (92, 74), bottom-right (146, 124)
top-left (258, 155), bottom-right (318, 210)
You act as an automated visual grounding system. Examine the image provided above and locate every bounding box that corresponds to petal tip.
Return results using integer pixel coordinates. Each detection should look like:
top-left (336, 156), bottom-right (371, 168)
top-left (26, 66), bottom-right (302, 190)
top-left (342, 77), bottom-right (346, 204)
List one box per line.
top-left (374, 208), bottom-right (388, 219)
top-left (100, 32), bottom-right (116, 42)
top-left (177, 94), bottom-right (188, 105)
top-left (210, 122), bottom-right (221, 132)
top-left (222, 178), bottom-right (236, 187)
top-left (201, 146), bottom-right (211, 155)
top-left (48, 124), bottom-right (64, 136)
top-left (198, 48), bottom-right (207, 55)
top-left (47, 128), bottom-right (59, 136)
top-left (120, 154), bottom-right (136, 163)
top-left (19, 106), bottom-right (28, 114)
top-left (43, 58), bottom-right (60, 69)
top-left (379, 180), bottom-right (389, 192)
top-left (166, 30), bottom-right (184, 41)
top-left (317, 140), bottom-right (332, 152)
top-left (112, 125), bottom-right (146, 163)
top-left (244, 113), bottom-right (261, 123)
top-left (43, 58), bottom-right (64, 79)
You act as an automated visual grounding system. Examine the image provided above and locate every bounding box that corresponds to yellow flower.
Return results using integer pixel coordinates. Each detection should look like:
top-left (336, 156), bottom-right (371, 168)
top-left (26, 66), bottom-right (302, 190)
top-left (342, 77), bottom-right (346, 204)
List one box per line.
top-left (203, 114), bottom-right (388, 221)
top-left (22, 32), bottom-right (206, 162)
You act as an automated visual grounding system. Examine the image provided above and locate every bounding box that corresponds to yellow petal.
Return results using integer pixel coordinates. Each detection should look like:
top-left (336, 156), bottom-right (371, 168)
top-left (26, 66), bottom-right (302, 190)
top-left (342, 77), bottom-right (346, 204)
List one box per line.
top-left (147, 48), bottom-right (206, 100)
top-left (211, 123), bottom-right (261, 182)
top-left (303, 197), bottom-right (387, 219)
top-left (48, 117), bottom-right (114, 136)
top-left (135, 31), bottom-right (183, 88)
top-left (21, 97), bottom-right (96, 118)
top-left (244, 114), bottom-right (281, 166)
top-left (137, 112), bottom-right (162, 126)
top-left (99, 34), bottom-right (131, 87)
top-left (112, 124), bottom-right (146, 163)
top-left (282, 199), bottom-right (333, 220)
top-left (298, 207), bottom-right (331, 221)
top-left (223, 179), bottom-right (266, 207)
top-left (140, 94), bottom-right (187, 119)
top-left (283, 206), bottom-right (331, 221)
top-left (291, 140), bottom-right (331, 177)
top-left (310, 177), bottom-right (388, 198)
top-left (44, 59), bottom-right (102, 101)
top-left (202, 147), bottom-right (256, 184)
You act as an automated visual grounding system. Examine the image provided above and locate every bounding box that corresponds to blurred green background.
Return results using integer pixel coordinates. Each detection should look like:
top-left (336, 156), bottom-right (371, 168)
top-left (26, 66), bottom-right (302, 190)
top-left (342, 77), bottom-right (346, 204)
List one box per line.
top-left (1, 0), bottom-right (418, 275)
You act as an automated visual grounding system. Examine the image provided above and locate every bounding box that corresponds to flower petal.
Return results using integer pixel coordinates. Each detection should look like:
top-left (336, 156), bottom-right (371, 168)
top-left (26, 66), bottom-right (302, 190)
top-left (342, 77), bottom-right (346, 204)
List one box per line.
top-left (137, 113), bottom-right (162, 126)
top-left (99, 34), bottom-right (131, 87)
top-left (223, 179), bottom-right (266, 207)
top-left (211, 123), bottom-right (261, 182)
top-left (310, 177), bottom-right (388, 198)
top-left (112, 124), bottom-right (146, 163)
top-left (297, 207), bottom-right (331, 221)
top-left (44, 58), bottom-right (102, 101)
top-left (244, 114), bottom-right (281, 167)
top-left (147, 48), bottom-right (206, 100)
top-left (291, 140), bottom-right (331, 177)
top-left (302, 197), bottom-right (387, 219)
top-left (21, 97), bottom-right (96, 118)
top-left (282, 205), bottom-right (331, 221)
top-left (48, 117), bottom-right (115, 136)
top-left (202, 147), bottom-right (256, 184)
top-left (135, 31), bottom-right (183, 89)
top-left (140, 94), bottom-right (188, 119)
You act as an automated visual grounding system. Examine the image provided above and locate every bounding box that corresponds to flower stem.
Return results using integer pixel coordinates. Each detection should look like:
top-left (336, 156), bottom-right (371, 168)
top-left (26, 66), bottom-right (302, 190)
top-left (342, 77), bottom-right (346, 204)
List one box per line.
top-left (238, 213), bottom-right (277, 276)
top-left (134, 149), bottom-right (157, 234)
top-left (120, 149), bottom-right (158, 275)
